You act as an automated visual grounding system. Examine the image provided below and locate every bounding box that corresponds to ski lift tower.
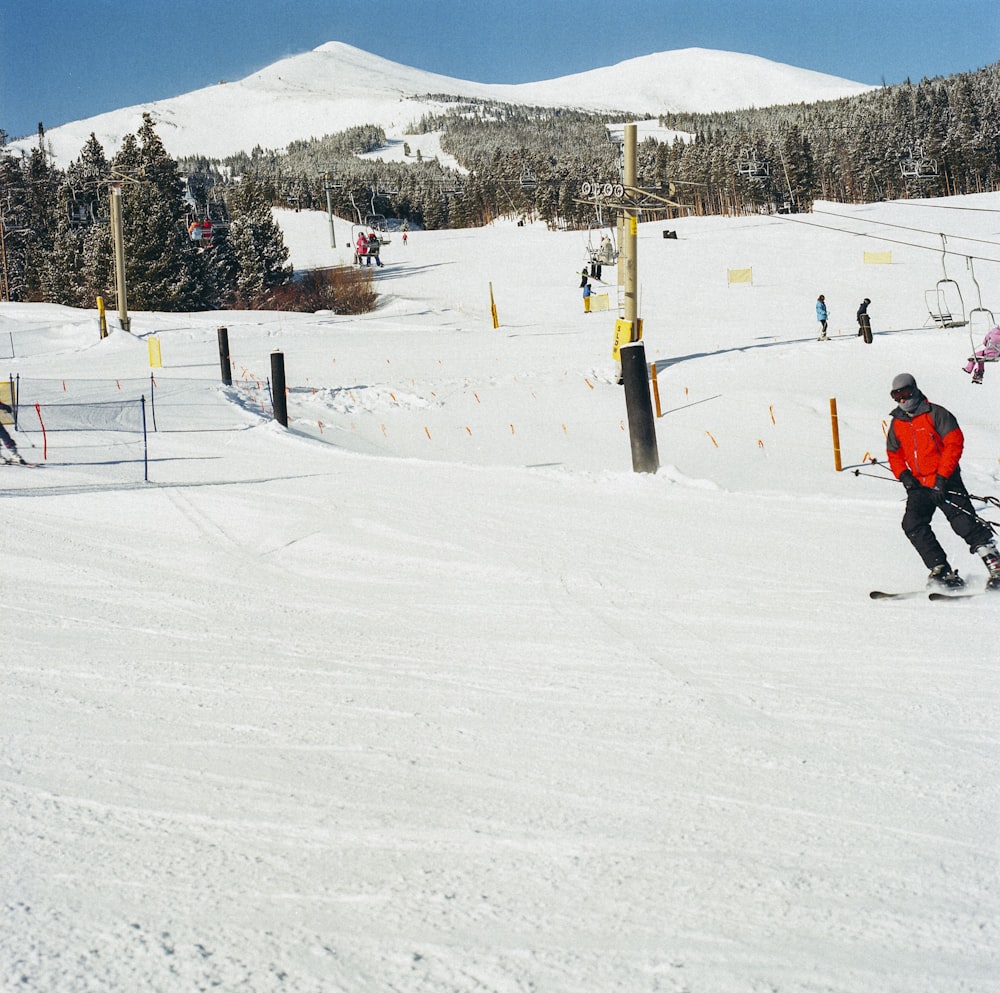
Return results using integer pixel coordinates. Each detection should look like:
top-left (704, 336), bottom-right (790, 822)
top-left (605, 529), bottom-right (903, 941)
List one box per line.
top-left (323, 173), bottom-right (342, 248)
top-left (605, 122), bottom-right (658, 472)
top-left (607, 124), bottom-right (638, 332)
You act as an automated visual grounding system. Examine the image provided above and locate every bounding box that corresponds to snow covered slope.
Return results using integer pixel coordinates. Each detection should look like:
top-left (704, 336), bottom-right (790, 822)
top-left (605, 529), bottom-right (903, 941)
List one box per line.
top-left (13, 41), bottom-right (874, 166)
top-left (1, 193), bottom-right (998, 993)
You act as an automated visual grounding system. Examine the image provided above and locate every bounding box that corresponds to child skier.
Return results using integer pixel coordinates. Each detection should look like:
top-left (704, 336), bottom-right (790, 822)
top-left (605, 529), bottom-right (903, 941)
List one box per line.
top-left (963, 326), bottom-right (1000, 384)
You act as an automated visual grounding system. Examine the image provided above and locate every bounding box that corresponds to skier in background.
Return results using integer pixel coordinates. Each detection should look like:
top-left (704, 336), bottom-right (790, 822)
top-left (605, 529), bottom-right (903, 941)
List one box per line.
top-left (856, 297), bottom-right (872, 343)
top-left (816, 294), bottom-right (829, 340)
top-left (581, 271), bottom-right (592, 314)
top-left (0, 399), bottom-right (26, 464)
top-left (886, 372), bottom-right (1000, 590)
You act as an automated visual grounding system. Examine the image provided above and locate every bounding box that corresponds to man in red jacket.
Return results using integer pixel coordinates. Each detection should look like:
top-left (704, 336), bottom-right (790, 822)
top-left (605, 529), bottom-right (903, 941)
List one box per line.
top-left (887, 372), bottom-right (1000, 590)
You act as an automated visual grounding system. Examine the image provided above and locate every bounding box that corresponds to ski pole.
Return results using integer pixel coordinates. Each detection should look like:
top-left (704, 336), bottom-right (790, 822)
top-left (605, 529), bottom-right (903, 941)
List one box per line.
top-left (850, 467), bottom-right (897, 482)
top-left (943, 497), bottom-right (998, 534)
top-left (969, 493), bottom-right (1000, 512)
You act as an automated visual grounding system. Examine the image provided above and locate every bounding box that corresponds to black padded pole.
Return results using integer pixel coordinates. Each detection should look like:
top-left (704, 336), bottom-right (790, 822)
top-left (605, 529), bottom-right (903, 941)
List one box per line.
top-left (620, 341), bottom-right (659, 474)
top-left (270, 350), bottom-right (288, 427)
top-left (217, 326), bottom-right (232, 386)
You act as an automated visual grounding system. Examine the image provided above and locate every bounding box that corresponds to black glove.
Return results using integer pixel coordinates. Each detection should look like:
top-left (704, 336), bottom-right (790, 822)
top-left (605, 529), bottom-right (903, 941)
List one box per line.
top-left (932, 475), bottom-right (950, 504)
top-left (899, 469), bottom-right (920, 492)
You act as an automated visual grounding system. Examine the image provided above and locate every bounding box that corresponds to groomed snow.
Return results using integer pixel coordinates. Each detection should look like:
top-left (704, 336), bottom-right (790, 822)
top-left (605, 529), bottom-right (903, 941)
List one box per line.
top-left (2, 194), bottom-right (999, 993)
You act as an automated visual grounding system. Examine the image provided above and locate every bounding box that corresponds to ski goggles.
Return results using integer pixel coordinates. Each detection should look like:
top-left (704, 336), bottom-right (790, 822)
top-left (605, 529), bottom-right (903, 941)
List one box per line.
top-left (891, 387), bottom-right (914, 401)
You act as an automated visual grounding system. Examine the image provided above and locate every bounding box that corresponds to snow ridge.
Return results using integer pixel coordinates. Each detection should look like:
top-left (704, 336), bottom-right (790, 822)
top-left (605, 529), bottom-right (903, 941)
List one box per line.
top-left (14, 41), bottom-right (874, 167)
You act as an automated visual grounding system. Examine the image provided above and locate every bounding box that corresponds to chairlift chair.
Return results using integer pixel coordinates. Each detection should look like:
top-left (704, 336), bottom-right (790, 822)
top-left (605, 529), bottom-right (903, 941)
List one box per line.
top-left (899, 146), bottom-right (938, 180)
top-left (364, 213), bottom-right (391, 244)
top-left (737, 147), bottom-right (769, 181)
top-left (925, 284), bottom-right (967, 328)
top-left (586, 224), bottom-right (618, 267)
top-left (186, 214), bottom-right (215, 248)
top-left (965, 255), bottom-right (998, 359)
top-left (66, 200), bottom-right (93, 227)
top-left (924, 234), bottom-right (967, 328)
top-left (352, 223), bottom-right (383, 263)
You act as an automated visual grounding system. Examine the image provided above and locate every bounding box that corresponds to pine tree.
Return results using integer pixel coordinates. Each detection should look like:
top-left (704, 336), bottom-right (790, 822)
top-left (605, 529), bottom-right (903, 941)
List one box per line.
top-left (19, 145), bottom-right (61, 299)
top-left (224, 177), bottom-right (292, 306)
top-left (107, 115), bottom-right (210, 311)
top-left (0, 152), bottom-right (32, 299)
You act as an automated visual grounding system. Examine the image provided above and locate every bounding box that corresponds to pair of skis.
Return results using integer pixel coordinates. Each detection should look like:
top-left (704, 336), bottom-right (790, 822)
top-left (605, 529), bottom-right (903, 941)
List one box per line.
top-left (870, 589), bottom-right (986, 602)
top-left (0, 452), bottom-right (37, 467)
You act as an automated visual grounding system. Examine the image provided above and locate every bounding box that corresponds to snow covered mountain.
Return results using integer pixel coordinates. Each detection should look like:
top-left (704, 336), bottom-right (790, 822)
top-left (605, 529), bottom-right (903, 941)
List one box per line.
top-left (14, 41), bottom-right (875, 167)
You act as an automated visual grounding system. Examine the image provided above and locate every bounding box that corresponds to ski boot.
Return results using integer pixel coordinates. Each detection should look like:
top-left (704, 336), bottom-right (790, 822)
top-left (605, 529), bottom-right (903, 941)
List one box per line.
top-left (928, 563), bottom-right (965, 590)
top-left (976, 544), bottom-right (1000, 591)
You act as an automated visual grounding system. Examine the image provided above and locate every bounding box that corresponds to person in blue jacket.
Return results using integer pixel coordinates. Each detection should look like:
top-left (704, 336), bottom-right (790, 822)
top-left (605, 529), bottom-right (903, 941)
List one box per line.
top-left (581, 270), bottom-right (593, 314)
top-left (816, 294), bottom-right (829, 340)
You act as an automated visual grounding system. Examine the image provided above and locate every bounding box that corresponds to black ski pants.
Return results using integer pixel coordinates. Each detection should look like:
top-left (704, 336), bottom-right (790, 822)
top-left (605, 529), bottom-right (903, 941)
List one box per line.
top-left (901, 469), bottom-right (992, 569)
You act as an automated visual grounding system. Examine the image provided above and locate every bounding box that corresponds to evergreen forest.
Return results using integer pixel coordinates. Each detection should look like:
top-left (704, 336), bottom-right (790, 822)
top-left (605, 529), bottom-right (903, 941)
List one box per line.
top-left (1, 60), bottom-right (997, 311)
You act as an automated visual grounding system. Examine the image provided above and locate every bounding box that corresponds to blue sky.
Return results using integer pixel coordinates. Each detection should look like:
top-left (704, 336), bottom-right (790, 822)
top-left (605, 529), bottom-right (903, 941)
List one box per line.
top-left (2, 0), bottom-right (998, 142)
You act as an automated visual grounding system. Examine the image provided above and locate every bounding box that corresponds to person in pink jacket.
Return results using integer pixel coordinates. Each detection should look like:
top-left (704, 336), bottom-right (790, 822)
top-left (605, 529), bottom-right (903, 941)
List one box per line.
top-left (355, 231), bottom-right (368, 265)
top-left (963, 326), bottom-right (1000, 384)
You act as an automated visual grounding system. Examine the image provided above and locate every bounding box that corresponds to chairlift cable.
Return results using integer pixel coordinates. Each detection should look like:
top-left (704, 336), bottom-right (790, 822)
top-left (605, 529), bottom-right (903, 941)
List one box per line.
top-left (813, 205), bottom-right (1000, 251)
top-left (773, 213), bottom-right (1000, 266)
top-left (880, 201), bottom-right (1000, 214)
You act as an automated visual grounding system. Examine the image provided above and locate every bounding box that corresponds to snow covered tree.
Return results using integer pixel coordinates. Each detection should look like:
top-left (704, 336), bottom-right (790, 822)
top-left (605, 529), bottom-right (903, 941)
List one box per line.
top-left (108, 115), bottom-right (209, 311)
top-left (223, 177), bottom-right (292, 306)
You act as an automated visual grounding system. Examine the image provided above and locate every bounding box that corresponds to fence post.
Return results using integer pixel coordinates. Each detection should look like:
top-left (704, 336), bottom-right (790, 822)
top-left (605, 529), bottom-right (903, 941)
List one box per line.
top-left (271, 350), bottom-right (287, 427)
top-left (620, 341), bottom-right (659, 474)
top-left (217, 326), bottom-right (232, 386)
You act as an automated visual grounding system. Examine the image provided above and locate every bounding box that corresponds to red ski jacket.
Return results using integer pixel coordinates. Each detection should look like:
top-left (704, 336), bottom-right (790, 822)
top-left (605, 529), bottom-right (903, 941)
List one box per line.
top-left (886, 400), bottom-right (964, 487)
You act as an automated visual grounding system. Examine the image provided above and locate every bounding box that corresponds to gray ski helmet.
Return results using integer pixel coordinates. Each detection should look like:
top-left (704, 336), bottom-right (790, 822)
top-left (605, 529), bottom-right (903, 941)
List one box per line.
top-left (891, 372), bottom-right (923, 413)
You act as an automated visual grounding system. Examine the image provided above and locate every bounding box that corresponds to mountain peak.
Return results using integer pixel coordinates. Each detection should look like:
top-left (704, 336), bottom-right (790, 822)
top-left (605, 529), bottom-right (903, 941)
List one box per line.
top-left (13, 43), bottom-right (874, 166)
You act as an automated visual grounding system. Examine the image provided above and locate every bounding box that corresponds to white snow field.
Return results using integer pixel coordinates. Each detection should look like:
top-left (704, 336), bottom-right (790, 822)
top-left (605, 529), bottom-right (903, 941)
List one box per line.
top-left (2, 194), bottom-right (999, 993)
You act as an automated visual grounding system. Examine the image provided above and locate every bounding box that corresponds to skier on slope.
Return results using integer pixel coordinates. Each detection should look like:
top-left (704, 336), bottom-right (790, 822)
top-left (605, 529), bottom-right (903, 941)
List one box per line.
top-left (0, 399), bottom-right (26, 464)
top-left (886, 372), bottom-right (1000, 591)
top-left (816, 294), bottom-right (829, 341)
top-left (581, 272), bottom-right (593, 314)
top-left (856, 297), bottom-right (872, 343)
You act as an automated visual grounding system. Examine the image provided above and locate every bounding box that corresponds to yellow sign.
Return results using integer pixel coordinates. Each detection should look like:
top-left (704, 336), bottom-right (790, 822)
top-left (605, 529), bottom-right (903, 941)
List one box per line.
top-left (148, 336), bottom-right (162, 368)
top-left (0, 381), bottom-right (12, 424)
top-left (591, 292), bottom-right (610, 311)
top-left (613, 319), bottom-right (631, 360)
top-left (612, 318), bottom-right (643, 360)
top-left (864, 251), bottom-right (892, 264)
top-left (727, 268), bottom-right (753, 285)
